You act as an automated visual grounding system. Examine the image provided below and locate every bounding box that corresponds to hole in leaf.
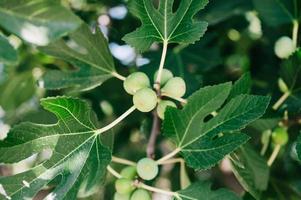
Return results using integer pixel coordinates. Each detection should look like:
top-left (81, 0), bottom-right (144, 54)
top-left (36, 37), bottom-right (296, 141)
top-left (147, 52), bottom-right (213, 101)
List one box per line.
top-left (172, 0), bottom-right (181, 13)
top-left (152, 0), bottom-right (159, 9)
top-left (212, 133), bottom-right (223, 141)
top-left (211, 135), bottom-right (219, 141)
top-left (203, 114), bottom-right (214, 122)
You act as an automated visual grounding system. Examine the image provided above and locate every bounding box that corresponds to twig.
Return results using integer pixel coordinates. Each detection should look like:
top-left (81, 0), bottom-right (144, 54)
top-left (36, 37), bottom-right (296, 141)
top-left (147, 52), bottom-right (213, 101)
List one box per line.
top-left (147, 112), bottom-right (161, 158)
top-left (95, 106), bottom-right (136, 134)
top-left (112, 156), bottom-right (136, 166)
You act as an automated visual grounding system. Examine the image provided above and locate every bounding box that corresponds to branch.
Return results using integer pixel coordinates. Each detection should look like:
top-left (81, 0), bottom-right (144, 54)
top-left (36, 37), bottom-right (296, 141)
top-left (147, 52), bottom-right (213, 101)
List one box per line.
top-left (147, 111), bottom-right (161, 158)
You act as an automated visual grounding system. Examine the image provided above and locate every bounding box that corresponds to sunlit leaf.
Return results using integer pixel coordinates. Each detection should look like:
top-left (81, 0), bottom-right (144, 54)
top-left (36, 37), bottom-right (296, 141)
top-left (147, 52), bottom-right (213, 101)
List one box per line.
top-left (123, 0), bottom-right (209, 51)
top-left (0, 97), bottom-right (111, 199)
top-left (164, 83), bottom-right (270, 170)
top-left (0, 0), bottom-right (82, 45)
top-left (39, 24), bottom-right (117, 92)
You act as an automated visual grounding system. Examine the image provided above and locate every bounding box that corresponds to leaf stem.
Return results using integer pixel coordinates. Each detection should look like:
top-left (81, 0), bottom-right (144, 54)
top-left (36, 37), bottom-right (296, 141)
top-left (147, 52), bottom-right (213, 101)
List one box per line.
top-left (154, 40), bottom-right (168, 90)
top-left (107, 165), bottom-right (122, 178)
top-left (292, 19), bottom-right (299, 49)
top-left (112, 71), bottom-right (126, 81)
top-left (95, 106), bottom-right (136, 134)
top-left (158, 157), bottom-right (184, 165)
top-left (156, 147), bottom-right (181, 164)
top-left (272, 92), bottom-right (290, 110)
top-left (107, 165), bottom-right (180, 198)
top-left (112, 156), bottom-right (136, 166)
top-left (161, 93), bottom-right (187, 104)
top-left (137, 182), bottom-right (178, 197)
top-left (267, 144), bottom-right (281, 166)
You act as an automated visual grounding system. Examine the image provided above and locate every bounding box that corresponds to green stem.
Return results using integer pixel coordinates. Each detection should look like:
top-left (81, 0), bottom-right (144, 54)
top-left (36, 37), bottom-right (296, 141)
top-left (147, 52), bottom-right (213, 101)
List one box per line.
top-left (112, 71), bottom-right (126, 81)
top-left (106, 165), bottom-right (179, 198)
top-left (112, 156), bottom-right (136, 166)
top-left (137, 182), bottom-right (178, 197)
top-left (161, 93), bottom-right (187, 104)
top-left (156, 147), bottom-right (181, 164)
top-left (292, 20), bottom-right (299, 49)
top-left (272, 92), bottom-right (290, 111)
top-left (154, 40), bottom-right (168, 90)
top-left (267, 144), bottom-right (281, 166)
top-left (107, 165), bottom-right (122, 178)
top-left (95, 106), bottom-right (136, 135)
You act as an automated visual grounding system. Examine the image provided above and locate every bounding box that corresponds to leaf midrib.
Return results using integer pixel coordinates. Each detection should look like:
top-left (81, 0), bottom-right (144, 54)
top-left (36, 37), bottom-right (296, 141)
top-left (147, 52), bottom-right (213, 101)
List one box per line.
top-left (8, 135), bottom-right (97, 198)
top-left (178, 88), bottom-right (229, 147)
top-left (180, 96), bottom-right (264, 150)
top-left (43, 101), bottom-right (94, 131)
top-left (49, 42), bottom-right (115, 76)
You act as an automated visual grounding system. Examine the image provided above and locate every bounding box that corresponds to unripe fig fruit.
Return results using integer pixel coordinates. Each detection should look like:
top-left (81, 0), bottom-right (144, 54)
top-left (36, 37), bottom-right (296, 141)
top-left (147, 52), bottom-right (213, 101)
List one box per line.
top-left (161, 77), bottom-right (186, 98)
top-left (123, 72), bottom-right (150, 95)
top-left (274, 36), bottom-right (295, 59)
top-left (136, 158), bottom-right (159, 180)
top-left (154, 69), bottom-right (173, 85)
top-left (120, 166), bottom-right (137, 180)
top-left (133, 88), bottom-right (157, 112)
top-left (272, 127), bottom-right (289, 146)
top-left (115, 178), bottom-right (134, 194)
top-left (157, 100), bottom-right (177, 119)
top-left (130, 189), bottom-right (151, 200)
top-left (114, 192), bottom-right (131, 200)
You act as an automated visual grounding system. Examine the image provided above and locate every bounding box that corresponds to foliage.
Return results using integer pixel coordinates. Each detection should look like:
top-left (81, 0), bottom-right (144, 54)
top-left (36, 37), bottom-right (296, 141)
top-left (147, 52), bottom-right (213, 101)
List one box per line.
top-left (0, 0), bottom-right (300, 200)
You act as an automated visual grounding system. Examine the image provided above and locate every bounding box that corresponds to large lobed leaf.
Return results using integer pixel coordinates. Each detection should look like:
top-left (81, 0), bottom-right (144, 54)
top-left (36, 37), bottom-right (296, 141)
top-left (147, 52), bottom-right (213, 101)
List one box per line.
top-left (38, 24), bottom-right (116, 92)
top-left (123, 0), bottom-right (209, 51)
top-left (230, 146), bottom-right (269, 200)
top-left (175, 181), bottom-right (241, 200)
top-left (0, 97), bottom-right (111, 199)
top-left (0, 34), bottom-right (17, 64)
top-left (163, 82), bottom-right (270, 170)
top-left (0, 0), bottom-right (82, 45)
